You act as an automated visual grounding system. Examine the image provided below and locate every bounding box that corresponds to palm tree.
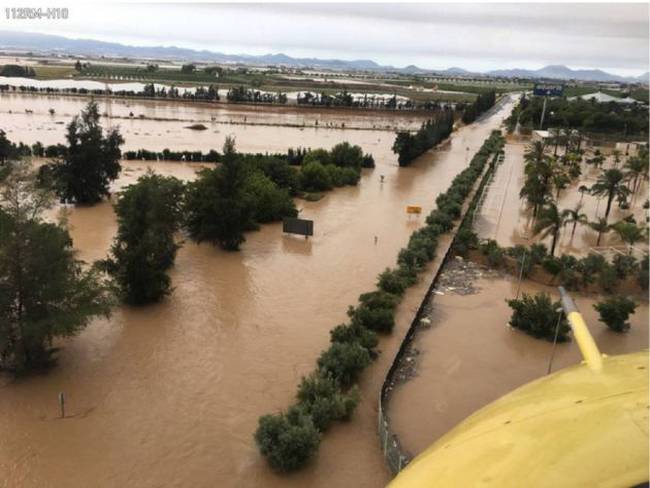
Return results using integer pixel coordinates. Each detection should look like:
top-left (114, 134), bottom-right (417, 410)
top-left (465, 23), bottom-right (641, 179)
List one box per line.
top-left (588, 150), bottom-right (606, 169)
top-left (611, 149), bottom-right (622, 168)
top-left (611, 221), bottom-right (647, 254)
top-left (521, 142), bottom-right (553, 218)
top-left (578, 185), bottom-right (590, 202)
top-left (590, 168), bottom-right (630, 221)
top-left (533, 203), bottom-right (567, 256)
top-left (562, 204), bottom-right (588, 239)
top-left (624, 155), bottom-right (649, 194)
top-left (552, 171), bottom-right (570, 198)
top-left (524, 141), bottom-right (546, 167)
top-left (588, 217), bottom-right (611, 246)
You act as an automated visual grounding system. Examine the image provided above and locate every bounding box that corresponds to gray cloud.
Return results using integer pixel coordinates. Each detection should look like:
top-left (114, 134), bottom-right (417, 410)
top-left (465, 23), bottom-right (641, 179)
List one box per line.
top-left (3, 3), bottom-right (648, 75)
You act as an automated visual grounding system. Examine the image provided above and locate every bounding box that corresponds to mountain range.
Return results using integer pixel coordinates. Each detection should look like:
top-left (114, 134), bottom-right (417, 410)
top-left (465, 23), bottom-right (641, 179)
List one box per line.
top-left (0, 30), bottom-right (647, 84)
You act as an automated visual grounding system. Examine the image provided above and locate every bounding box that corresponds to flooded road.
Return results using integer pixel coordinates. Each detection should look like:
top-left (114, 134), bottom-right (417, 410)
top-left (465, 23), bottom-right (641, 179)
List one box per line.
top-left (390, 265), bottom-right (649, 456)
top-left (476, 141), bottom-right (649, 256)
top-left (0, 94), bottom-right (515, 488)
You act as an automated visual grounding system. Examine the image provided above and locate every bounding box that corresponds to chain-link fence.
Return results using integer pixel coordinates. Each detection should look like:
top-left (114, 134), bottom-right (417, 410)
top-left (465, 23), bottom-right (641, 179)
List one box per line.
top-left (377, 149), bottom-right (502, 477)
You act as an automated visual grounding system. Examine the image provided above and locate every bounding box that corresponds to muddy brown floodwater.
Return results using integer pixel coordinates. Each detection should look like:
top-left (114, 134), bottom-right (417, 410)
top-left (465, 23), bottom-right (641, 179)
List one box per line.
top-left (0, 94), bottom-right (515, 488)
top-left (390, 262), bottom-right (649, 456)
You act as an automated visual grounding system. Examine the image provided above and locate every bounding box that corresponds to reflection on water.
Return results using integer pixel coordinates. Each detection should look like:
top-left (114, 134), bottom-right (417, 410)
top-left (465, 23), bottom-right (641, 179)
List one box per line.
top-left (0, 94), bottom-right (516, 487)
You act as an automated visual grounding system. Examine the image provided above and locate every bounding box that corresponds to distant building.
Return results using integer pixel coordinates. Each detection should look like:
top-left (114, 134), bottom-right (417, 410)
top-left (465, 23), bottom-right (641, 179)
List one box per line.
top-left (568, 91), bottom-right (638, 104)
top-left (532, 130), bottom-right (552, 142)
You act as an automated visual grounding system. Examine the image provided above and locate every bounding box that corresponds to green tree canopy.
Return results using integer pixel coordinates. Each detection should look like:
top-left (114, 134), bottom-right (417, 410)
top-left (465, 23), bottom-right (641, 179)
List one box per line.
top-left (0, 165), bottom-right (114, 373)
top-left (185, 137), bottom-right (255, 250)
top-left (49, 101), bottom-right (124, 204)
top-left (105, 172), bottom-right (185, 305)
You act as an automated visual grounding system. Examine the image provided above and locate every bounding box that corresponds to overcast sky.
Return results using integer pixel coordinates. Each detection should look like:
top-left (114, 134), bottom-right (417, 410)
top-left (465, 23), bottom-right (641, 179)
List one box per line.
top-left (3, 2), bottom-right (649, 75)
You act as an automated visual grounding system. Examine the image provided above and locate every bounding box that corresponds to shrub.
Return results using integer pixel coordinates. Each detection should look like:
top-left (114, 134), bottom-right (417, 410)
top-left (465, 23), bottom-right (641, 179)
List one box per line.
top-left (454, 228), bottom-right (479, 256)
top-left (506, 293), bottom-right (570, 342)
top-left (300, 161), bottom-right (332, 192)
top-left (349, 290), bottom-right (399, 333)
top-left (577, 254), bottom-right (607, 286)
top-left (598, 263), bottom-right (619, 293)
top-left (329, 322), bottom-right (378, 357)
top-left (377, 268), bottom-right (411, 296)
top-left (317, 342), bottom-right (371, 387)
top-left (506, 245), bottom-right (534, 277)
top-left (437, 200), bottom-right (462, 219)
top-left (528, 243), bottom-right (548, 265)
top-left (255, 406), bottom-right (320, 472)
top-left (557, 255), bottom-right (580, 290)
top-left (407, 230), bottom-right (438, 261)
top-left (296, 373), bottom-right (359, 431)
top-left (245, 172), bottom-right (297, 223)
top-left (397, 246), bottom-right (429, 272)
top-left (487, 245), bottom-right (504, 267)
top-left (542, 256), bottom-right (562, 277)
top-left (425, 210), bottom-right (454, 232)
top-left (593, 296), bottom-right (637, 333)
top-left (349, 304), bottom-right (396, 334)
top-left (612, 254), bottom-right (637, 279)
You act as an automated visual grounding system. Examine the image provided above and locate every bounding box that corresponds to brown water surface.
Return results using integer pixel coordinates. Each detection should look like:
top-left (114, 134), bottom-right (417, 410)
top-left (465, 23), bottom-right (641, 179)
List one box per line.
top-left (390, 270), bottom-right (649, 455)
top-left (0, 95), bottom-right (515, 487)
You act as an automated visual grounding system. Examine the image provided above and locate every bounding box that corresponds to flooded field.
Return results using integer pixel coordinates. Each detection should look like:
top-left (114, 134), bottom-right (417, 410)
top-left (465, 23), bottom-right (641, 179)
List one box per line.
top-left (475, 141), bottom-right (649, 256)
top-left (1, 92), bottom-right (429, 146)
top-left (390, 262), bottom-right (649, 456)
top-left (0, 94), bottom-right (516, 487)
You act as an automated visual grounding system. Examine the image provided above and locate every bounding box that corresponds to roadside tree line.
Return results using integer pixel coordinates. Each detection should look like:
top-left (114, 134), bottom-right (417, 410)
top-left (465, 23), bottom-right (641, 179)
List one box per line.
top-left (391, 109), bottom-right (455, 166)
top-left (459, 90), bottom-right (496, 124)
top-left (254, 130), bottom-right (505, 472)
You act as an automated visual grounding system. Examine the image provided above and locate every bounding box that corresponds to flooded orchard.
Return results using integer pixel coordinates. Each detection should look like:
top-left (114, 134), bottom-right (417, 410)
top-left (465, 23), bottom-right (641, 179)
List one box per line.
top-left (475, 140), bottom-right (649, 256)
top-left (0, 93), bottom-right (515, 487)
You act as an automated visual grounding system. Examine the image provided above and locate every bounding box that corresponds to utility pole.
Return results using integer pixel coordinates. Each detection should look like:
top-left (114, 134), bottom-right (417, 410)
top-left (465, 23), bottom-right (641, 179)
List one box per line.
top-left (539, 96), bottom-right (548, 129)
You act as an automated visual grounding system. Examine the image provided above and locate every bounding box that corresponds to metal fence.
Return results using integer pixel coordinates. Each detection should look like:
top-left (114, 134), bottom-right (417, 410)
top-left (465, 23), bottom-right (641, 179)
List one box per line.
top-left (377, 150), bottom-right (502, 476)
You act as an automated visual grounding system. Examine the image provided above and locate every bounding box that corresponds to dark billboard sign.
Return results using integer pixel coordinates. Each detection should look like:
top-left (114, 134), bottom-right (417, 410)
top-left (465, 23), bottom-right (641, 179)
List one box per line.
top-left (283, 217), bottom-right (314, 237)
top-left (533, 83), bottom-right (564, 97)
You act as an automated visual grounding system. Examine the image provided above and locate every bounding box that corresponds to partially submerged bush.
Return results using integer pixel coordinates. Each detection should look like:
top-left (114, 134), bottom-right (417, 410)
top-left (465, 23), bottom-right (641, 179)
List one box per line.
top-left (349, 290), bottom-right (399, 333)
top-left (507, 292), bottom-right (570, 342)
top-left (329, 322), bottom-right (378, 358)
top-left (377, 267), bottom-right (411, 296)
top-left (296, 373), bottom-right (359, 431)
top-left (255, 406), bottom-right (320, 472)
top-left (594, 296), bottom-right (637, 333)
top-left (425, 209), bottom-right (454, 232)
top-left (612, 254), bottom-right (637, 279)
top-left (454, 228), bottom-right (479, 256)
top-left (317, 342), bottom-right (371, 387)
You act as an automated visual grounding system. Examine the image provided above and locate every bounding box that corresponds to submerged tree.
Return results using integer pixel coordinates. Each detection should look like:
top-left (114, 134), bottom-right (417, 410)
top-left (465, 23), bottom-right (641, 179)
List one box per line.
top-left (185, 137), bottom-right (255, 250)
top-left (49, 101), bottom-right (124, 204)
top-left (0, 164), bottom-right (114, 373)
top-left (104, 172), bottom-right (185, 305)
top-left (593, 296), bottom-right (637, 333)
top-left (533, 202), bottom-right (567, 256)
top-left (506, 292), bottom-right (570, 342)
top-left (588, 217), bottom-right (611, 246)
top-left (590, 168), bottom-right (630, 222)
top-left (611, 221), bottom-right (647, 253)
top-left (562, 204), bottom-right (588, 240)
